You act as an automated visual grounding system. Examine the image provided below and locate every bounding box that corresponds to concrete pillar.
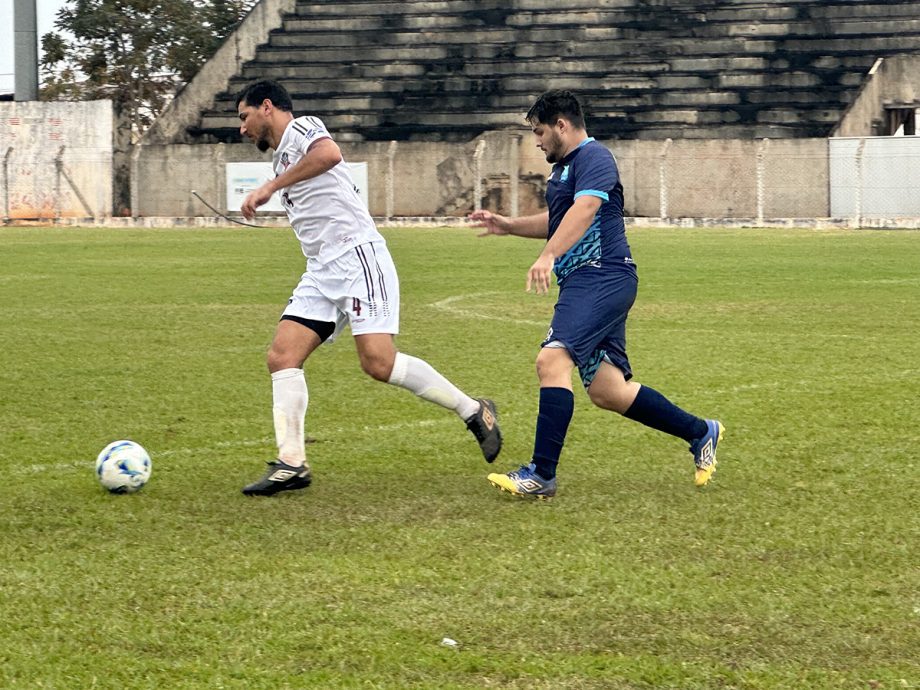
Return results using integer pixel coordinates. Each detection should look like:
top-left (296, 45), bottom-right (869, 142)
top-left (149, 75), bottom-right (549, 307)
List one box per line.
top-left (13, 0), bottom-right (39, 101)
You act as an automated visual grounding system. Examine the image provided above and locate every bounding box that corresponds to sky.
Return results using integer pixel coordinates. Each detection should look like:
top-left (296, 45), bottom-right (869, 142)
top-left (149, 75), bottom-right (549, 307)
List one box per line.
top-left (1, 0), bottom-right (69, 94)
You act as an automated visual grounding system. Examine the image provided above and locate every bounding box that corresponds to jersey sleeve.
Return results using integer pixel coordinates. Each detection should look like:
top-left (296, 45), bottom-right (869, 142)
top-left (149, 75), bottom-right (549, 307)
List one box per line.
top-left (572, 145), bottom-right (619, 202)
top-left (290, 116), bottom-right (333, 155)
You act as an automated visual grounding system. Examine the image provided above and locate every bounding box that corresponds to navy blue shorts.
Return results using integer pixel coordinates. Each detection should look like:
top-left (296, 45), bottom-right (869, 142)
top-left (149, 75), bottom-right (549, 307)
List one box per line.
top-left (541, 263), bottom-right (638, 388)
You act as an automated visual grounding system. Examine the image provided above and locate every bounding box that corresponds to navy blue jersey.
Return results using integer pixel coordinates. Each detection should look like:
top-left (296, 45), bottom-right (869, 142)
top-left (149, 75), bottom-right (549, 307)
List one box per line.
top-left (546, 138), bottom-right (632, 281)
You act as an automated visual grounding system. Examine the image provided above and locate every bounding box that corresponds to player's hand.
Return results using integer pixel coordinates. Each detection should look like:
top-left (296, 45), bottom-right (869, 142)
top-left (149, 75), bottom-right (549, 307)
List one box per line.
top-left (240, 183), bottom-right (274, 220)
top-left (526, 254), bottom-right (555, 295)
top-left (468, 209), bottom-right (512, 237)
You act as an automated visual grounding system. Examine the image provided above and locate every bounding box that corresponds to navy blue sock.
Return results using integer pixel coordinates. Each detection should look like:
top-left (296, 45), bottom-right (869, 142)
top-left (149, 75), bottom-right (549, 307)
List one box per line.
top-left (531, 387), bottom-right (575, 480)
top-left (623, 385), bottom-right (707, 442)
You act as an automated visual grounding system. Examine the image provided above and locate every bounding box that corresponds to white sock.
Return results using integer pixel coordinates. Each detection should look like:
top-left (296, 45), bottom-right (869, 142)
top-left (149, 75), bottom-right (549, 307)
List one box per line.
top-left (387, 352), bottom-right (480, 420)
top-left (271, 368), bottom-right (308, 466)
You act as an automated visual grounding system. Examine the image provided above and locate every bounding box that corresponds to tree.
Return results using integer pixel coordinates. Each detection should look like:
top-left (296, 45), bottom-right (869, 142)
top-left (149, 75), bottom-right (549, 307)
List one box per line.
top-left (41, 0), bottom-right (256, 139)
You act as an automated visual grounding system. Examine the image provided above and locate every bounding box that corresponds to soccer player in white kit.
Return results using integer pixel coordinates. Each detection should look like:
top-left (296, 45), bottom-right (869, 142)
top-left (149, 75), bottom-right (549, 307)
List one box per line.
top-left (235, 80), bottom-right (501, 496)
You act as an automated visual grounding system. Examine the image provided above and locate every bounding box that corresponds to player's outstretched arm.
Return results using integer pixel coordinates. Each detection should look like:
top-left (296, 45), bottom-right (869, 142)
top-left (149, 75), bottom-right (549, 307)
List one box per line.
top-left (468, 210), bottom-right (549, 238)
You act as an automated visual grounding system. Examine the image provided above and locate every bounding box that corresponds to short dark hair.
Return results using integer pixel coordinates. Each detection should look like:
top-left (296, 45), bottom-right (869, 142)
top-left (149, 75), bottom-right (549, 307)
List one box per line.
top-left (526, 89), bottom-right (585, 129)
top-left (235, 80), bottom-right (293, 112)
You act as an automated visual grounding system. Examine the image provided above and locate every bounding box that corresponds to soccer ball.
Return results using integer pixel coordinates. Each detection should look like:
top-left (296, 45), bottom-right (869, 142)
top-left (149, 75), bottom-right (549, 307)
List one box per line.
top-left (95, 440), bottom-right (152, 493)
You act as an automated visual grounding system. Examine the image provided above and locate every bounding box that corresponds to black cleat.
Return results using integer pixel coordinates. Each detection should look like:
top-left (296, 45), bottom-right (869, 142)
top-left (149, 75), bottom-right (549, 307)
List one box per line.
top-left (465, 398), bottom-right (502, 463)
top-left (242, 460), bottom-right (312, 496)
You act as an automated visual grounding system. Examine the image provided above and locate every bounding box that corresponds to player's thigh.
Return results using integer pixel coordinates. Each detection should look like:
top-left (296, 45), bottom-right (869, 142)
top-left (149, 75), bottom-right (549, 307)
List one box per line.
top-left (546, 267), bottom-right (636, 368)
top-left (282, 270), bottom-right (340, 325)
top-left (268, 319), bottom-right (325, 371)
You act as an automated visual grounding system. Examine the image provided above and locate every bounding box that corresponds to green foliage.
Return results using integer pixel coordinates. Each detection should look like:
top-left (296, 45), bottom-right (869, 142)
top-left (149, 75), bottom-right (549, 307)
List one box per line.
top-left (0, 227), bottom-right (918, 688)
top-left (40, 0), bottom-right (255, 132)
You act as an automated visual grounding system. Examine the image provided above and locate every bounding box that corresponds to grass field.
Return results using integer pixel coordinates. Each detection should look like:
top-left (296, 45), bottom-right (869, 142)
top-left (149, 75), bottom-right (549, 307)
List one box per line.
top-left (0, 225), bottom-right (918, 689)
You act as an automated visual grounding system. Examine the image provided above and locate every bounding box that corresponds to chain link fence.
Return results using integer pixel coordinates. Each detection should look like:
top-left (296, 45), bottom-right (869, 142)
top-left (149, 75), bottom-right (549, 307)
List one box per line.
top-left (5, 100), bottom-right (919, 227)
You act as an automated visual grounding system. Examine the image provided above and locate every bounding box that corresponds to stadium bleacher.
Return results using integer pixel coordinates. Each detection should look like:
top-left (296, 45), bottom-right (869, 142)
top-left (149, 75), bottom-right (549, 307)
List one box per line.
top-left (188, 0), bottom-right (920, 142)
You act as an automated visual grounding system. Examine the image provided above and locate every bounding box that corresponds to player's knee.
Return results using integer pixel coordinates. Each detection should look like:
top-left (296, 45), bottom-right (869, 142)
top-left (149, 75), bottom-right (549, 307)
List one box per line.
top-left (535, 348), bottom-right (573, 385)
top-left (360, 353), bottom-right (393, 382)
top-left (267, 344), bottom-right (301, 372)
top-left (587, 384), bottom-right (621, 411)
top-left (266, 346), bottom-right (283, 372)
top-left (587, 379), bottom-right (635, 414)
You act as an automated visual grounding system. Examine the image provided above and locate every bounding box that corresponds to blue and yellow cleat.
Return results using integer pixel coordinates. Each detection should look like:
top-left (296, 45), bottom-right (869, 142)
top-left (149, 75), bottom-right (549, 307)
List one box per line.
top-left (487, 463), bottom-right (556, 499)
top-left (690, 420), bottom-right (724, 486)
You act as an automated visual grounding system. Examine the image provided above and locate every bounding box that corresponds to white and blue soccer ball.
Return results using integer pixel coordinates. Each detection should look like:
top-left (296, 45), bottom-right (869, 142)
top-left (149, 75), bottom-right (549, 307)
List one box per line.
top-left (95, 440), bottom-right (152, 493)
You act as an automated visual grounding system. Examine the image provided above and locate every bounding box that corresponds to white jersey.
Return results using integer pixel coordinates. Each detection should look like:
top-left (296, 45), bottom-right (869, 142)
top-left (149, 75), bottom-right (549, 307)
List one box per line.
top-left (272, 116), bottom-right (383, 265)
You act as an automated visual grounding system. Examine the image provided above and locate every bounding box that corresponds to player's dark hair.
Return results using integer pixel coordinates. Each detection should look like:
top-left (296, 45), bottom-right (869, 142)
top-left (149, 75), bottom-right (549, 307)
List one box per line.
top-left (526, 89), bottom-right (585, 129)
top-left (235, 80), bottom-right (293, 112)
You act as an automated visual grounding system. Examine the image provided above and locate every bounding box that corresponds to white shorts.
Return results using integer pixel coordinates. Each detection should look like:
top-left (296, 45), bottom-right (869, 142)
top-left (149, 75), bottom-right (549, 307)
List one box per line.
top-left (282, 241), bottom-right (400, 343)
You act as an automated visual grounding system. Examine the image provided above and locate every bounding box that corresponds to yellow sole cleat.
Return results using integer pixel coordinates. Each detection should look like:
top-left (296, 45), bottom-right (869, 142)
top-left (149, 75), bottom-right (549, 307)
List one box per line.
top-left (487, 464), bottom-right (556, 499)
top-left (693, 420), bottom-right (724, 487)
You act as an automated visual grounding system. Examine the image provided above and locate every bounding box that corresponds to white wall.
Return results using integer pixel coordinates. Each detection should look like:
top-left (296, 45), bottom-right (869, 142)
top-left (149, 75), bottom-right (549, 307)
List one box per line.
top-left (830, 137), bottom-right (920, 218)
top-left (0, 100), bottom-right (113, 220)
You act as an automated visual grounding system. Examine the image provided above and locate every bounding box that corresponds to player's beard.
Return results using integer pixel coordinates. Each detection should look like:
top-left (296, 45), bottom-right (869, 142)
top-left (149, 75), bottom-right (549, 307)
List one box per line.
top-left (543, 131), bottom-right (564, 163)
top-left (254, 121), bottom-right (272, 152)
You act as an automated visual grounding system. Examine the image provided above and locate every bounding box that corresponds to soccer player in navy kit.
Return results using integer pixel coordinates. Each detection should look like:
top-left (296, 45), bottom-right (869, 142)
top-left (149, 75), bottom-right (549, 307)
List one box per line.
top-left (470, 90), bottom-right (722, 498)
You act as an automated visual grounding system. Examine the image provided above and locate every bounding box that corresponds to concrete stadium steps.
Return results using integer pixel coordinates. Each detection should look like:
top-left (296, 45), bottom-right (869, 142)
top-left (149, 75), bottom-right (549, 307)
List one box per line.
top-left (191, 0), bottom-right (920, 141)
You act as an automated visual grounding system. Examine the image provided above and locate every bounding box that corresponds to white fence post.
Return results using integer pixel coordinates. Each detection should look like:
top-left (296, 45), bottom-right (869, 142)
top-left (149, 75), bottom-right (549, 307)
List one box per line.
top-left (853, 138), bottom-right (866, 228)
top-left (473, 138), bottom-right (486, 212)
top-left (659, 138), bottom-right (672, 219)
top-left (54, 145), bottom-right (65, 222)
top-left (130, 144), bottom-right (141, 218)
top-left (509, 134), bottom-right (520, 217)
top-left (2, 146), bottom-right (11, 223)
top-left (386, 140), bottom-right (397, 220)
top-left (756, 137), bottom-right (770, 225)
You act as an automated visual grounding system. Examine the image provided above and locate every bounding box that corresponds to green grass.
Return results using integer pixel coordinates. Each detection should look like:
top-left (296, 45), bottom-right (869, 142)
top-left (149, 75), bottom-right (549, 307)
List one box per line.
top-left (0, 226), bottom-right (918, 689)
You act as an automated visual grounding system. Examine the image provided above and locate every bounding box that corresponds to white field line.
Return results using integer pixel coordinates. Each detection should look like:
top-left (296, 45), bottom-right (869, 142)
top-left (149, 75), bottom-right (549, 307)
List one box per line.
top-left (10, 416), bottom-right (514, 476)
top-left (708, 368), bottom-right (920, 395)
top-left (427, 293), bottom-right (547, 328)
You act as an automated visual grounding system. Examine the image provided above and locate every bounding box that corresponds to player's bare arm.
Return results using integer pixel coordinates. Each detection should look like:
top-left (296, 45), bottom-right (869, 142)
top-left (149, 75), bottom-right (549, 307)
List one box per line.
top-left (469, 210), bottom-right (549, 238)
top-left (527, 195), bottom-right (602, 294)
top-left (241, 138), bottom-right (342, 219)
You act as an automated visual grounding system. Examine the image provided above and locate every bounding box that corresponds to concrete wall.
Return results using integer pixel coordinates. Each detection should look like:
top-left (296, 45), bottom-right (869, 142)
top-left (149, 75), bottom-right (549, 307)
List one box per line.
top-left (0, 100), bottom-right (113, 220)
top-left (614, 138), bottom-right (829, 218)
top-left (834, 55), bottom-right (920, 137)
top-left (133, 133), bottom-right (831, 219)
top-left (133, 142), bottom-right (272, 217)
